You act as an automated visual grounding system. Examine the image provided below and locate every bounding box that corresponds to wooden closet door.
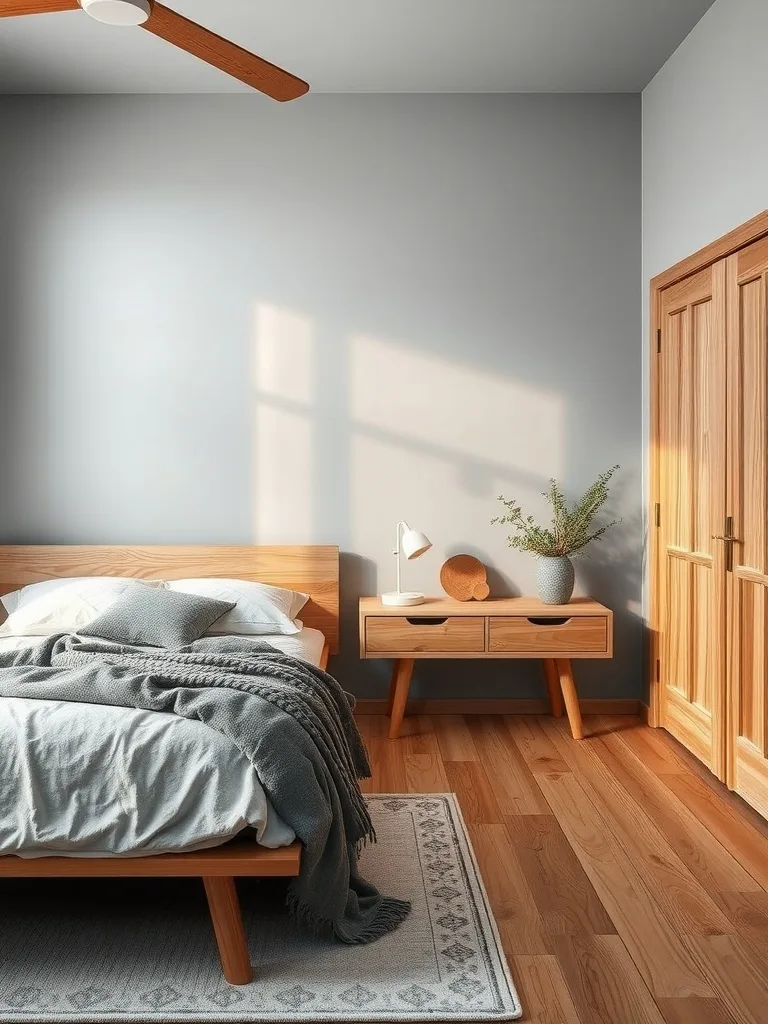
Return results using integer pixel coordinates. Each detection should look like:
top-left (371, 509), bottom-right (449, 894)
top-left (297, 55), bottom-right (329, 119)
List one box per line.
top-left (725, 239), bottom-right (768, 816)
top-left (658, 263), bottom-right (728, 775)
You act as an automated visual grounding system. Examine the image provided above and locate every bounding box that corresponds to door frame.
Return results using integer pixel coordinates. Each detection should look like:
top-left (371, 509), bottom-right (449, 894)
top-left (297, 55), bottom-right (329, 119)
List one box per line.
top-left (648, 209), bottom-right (768, 729)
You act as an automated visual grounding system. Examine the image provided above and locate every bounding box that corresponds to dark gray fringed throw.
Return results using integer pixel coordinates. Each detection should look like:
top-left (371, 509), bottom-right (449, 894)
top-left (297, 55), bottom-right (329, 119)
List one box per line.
top-left (0, 634), bottom-right (411, 943)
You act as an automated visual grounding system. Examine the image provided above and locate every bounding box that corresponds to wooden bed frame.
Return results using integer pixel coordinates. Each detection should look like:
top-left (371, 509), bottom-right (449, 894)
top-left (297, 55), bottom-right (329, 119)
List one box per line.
top-left (0, 544), bottom-right (339, 985)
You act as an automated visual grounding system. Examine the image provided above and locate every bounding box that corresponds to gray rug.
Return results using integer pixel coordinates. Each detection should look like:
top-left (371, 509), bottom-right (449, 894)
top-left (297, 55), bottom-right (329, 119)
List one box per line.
top-left (0, 794), bottom-right (521, 1022)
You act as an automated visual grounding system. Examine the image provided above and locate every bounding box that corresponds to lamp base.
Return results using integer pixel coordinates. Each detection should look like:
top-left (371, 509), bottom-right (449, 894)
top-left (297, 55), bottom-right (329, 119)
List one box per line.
top-left (381, 591), bottom-right (426, 607)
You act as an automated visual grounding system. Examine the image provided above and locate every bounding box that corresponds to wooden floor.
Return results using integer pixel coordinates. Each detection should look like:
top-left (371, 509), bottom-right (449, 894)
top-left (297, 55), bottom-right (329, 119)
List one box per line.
top-left (355, 713), bottom-right (768, 1024)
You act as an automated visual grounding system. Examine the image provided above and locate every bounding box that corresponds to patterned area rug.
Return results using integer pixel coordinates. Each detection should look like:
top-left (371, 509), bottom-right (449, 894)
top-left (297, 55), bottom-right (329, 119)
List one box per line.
top-left (0, 794), bottom-right (521, 1021)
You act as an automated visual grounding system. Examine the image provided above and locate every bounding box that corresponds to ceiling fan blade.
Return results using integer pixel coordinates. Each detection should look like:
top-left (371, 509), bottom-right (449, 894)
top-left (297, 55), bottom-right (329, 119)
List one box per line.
top-left (0, 0), bottom-right (78, 15)
top-left (142, 3), bottom-right (309, 102)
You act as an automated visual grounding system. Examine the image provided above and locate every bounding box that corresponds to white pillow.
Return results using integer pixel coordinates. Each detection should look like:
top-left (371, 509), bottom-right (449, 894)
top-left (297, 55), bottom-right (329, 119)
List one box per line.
top-left (166, 578), bottom-right (308, 636)
top-left (0, 577), bottom-right (166, 636)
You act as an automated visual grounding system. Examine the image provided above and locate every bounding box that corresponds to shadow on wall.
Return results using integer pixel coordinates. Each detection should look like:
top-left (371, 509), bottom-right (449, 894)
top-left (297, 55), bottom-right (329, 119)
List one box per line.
top-left (571, 503), bottom-right (644, 701)
top-left (251, 301), bottom-right (642, 702)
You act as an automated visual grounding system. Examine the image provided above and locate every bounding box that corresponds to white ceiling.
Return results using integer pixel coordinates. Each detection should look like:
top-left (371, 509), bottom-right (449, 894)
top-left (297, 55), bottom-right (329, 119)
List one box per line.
top-left (0, 0), bottom-right (716, 95)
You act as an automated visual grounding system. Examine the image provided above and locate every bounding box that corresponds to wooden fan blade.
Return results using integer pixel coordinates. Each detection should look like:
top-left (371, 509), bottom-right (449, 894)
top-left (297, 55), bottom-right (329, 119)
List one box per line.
top-left (142, 4), bottom-right (309, 102)
top-left (0, 0), bottom-right (78, 15)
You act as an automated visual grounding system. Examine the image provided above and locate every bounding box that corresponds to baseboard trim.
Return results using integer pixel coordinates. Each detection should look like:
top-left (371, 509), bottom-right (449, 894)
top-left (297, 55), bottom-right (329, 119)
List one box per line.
top-left (354, 698), bottom-right (641, 716)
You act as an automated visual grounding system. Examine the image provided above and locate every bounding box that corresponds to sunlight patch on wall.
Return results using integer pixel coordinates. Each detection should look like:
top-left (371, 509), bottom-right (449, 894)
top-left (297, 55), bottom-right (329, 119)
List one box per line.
top-left (349, 334), bottom-right (564, 478)
top-left (253, 303), bottom-right (314, 404)
top-left (251, 303), bottom-right (315, 543)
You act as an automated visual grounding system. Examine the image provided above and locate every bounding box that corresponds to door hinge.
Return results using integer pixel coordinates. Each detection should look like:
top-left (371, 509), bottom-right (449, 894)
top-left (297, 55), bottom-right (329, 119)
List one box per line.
top-left (655, 658), bottom-right (660, 682)
top-left (654, 502), bottom-right (660, 528)
top-left (656, 328), bottom-right (661, 353)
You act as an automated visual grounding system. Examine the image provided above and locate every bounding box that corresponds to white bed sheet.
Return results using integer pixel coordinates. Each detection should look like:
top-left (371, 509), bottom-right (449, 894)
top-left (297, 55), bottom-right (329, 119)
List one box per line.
top-left (0, 625), bottom-right (327, 666)
top-left (0, 628), bottom-right (326, 858)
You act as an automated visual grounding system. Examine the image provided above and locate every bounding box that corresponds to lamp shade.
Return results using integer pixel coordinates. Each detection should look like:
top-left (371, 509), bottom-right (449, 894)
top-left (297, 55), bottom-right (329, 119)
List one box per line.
top-left (401, 528), bottom-right (432, 560)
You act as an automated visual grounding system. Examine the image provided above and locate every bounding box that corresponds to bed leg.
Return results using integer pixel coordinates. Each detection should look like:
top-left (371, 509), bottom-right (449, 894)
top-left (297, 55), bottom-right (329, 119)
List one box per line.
top-left (203, 876), bottom-right (253, 985)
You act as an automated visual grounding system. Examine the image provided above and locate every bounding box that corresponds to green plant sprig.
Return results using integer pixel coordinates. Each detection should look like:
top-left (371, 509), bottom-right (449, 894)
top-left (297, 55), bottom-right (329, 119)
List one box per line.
top-left (491, 466), bottom-right (621, 557)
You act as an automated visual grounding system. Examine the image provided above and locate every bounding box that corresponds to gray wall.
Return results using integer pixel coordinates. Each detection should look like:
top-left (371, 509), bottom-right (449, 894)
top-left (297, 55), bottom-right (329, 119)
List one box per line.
top-left (642, 0), bottom-right (768, 618)
top-left (0, 94), bottom-right (642, 700)
top-left (643, 0), bottom-right (768, 281)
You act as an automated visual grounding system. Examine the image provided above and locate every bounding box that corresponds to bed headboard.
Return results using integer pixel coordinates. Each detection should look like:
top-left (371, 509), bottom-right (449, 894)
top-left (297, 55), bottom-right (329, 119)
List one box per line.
top-left (0, 545), bottom-right (340, 654)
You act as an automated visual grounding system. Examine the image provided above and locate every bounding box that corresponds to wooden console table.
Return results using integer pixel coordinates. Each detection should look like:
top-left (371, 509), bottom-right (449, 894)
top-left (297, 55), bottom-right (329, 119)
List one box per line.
top-left (359, 596), bottom-right (613, 740)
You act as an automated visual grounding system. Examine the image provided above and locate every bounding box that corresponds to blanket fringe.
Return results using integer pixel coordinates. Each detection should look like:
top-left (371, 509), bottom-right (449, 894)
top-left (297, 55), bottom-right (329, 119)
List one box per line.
top-left (355, 825), bottom-right (377, 856)
top-left (286, 884), bottom-right (411, 945)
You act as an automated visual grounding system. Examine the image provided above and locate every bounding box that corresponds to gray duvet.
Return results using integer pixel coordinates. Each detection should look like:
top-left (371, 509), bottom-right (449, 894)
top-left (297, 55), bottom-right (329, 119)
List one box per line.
top-left (0, 635), bottom-right (411, 944)
top-left (1, 695), bottom-right (295, 857)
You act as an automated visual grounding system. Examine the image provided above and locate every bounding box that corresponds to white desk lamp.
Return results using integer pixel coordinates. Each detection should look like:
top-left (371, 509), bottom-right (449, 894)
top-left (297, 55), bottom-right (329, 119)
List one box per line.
top-left (382, 521), bottom-right (432, 607)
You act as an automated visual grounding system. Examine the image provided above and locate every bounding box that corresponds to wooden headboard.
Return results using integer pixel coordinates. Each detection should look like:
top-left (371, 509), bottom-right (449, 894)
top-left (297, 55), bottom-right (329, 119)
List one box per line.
top-left (0, 546), bottom-right (340, 654)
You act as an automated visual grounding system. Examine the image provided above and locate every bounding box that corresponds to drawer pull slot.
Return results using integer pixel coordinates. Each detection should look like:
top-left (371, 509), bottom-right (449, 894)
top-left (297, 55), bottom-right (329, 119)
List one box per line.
top-left (527, 616), bottom-right (572, 626)
top-left (405, 616), bottom-right (448, 626)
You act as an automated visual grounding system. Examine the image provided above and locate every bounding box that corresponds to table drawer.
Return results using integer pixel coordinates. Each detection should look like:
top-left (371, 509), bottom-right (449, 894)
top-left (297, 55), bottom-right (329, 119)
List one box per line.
top-left (488, 615), bottom-right (608, 655)
top-left (365, 616), bottom-right (486, 654)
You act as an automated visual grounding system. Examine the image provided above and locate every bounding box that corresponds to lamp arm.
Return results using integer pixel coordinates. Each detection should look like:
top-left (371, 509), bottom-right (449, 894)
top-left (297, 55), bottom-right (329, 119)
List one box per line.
top-left (393, 520), bottom-right (409, 596)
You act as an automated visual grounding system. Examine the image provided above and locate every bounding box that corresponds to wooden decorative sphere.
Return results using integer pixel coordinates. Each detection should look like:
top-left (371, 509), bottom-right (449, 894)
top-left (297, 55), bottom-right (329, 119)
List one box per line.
top-left (440, 554), bottom-right (490, 602)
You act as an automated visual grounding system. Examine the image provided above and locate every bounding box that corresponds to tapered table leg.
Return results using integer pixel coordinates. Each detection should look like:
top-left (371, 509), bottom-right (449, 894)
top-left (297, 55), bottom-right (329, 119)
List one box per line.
top-left (388, 658), bottom-right (414, 739)
top-left (386, 661), bottom-right (399, 717)
top-left (543, 659), bottom-right (564, 717)
top-left (203, 876), bottom-right (253, 985)
top-left (556, 658), bottom-right (584, 740)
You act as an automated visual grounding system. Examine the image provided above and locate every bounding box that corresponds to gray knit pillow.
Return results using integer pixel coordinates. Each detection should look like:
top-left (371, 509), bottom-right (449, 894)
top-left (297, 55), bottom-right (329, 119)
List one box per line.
top-left (79, 587), bottom-right (235, 649)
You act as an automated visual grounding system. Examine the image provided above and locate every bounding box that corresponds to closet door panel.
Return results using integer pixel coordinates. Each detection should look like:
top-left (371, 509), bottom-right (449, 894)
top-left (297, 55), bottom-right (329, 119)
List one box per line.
top-left (739, 581), bottom-right (765, 750)
top-left (692, 562), bottom-right (713, 710)
top-left (659, 264), bottom-right (727, 775)
top-left (740, 277), bottom-right (767, 573)
top-left (726, 247), bottom-right (768, 816)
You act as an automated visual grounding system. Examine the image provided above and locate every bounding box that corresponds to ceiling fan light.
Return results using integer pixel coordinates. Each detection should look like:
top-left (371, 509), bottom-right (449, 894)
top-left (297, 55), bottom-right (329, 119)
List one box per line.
top-left (79, 0), bottom-right (151, 26)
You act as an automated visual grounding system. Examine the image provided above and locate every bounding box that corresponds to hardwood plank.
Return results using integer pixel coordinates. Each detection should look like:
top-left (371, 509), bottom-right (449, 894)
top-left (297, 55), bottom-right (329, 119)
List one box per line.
top-left (506, 715), bottom-right (570, 774)
top-left (543, 720), bottom-right (732, 936)
top-left (467, 823), bottom-right (547, 954)
top-left (607, 716), bottom-right (689, 775)
top-left (659, 771), bottom-right (768, 890)
top-left (444, 761), bottom-right (505, 824)
top-left (510, 954), bottom-right (582, 1023)
top-left (595, 725), bottom-right (761, 894)
top-left (432, 714), bottom-right (479, 761)
top-left (653, 726), bottom-right (768, 841)
top-left (465, 716), bottom-right (550, 814)
top-left (717, 890), bottom-right (768, 964)
top-left (685, 933), bottom-right (768, 1024)
top-left (535, 769), bottom-right (712, 997)
top-left (365, 714), bottom-right (408, 793)
top-left (656, 997), bottom-right (739, 1024)
top-left (505, 814), bottom-right (616, 941)
top-left (549, 933), bottom-right (666, 1024)
top-left (401, 715), bottom-right (450, 792)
